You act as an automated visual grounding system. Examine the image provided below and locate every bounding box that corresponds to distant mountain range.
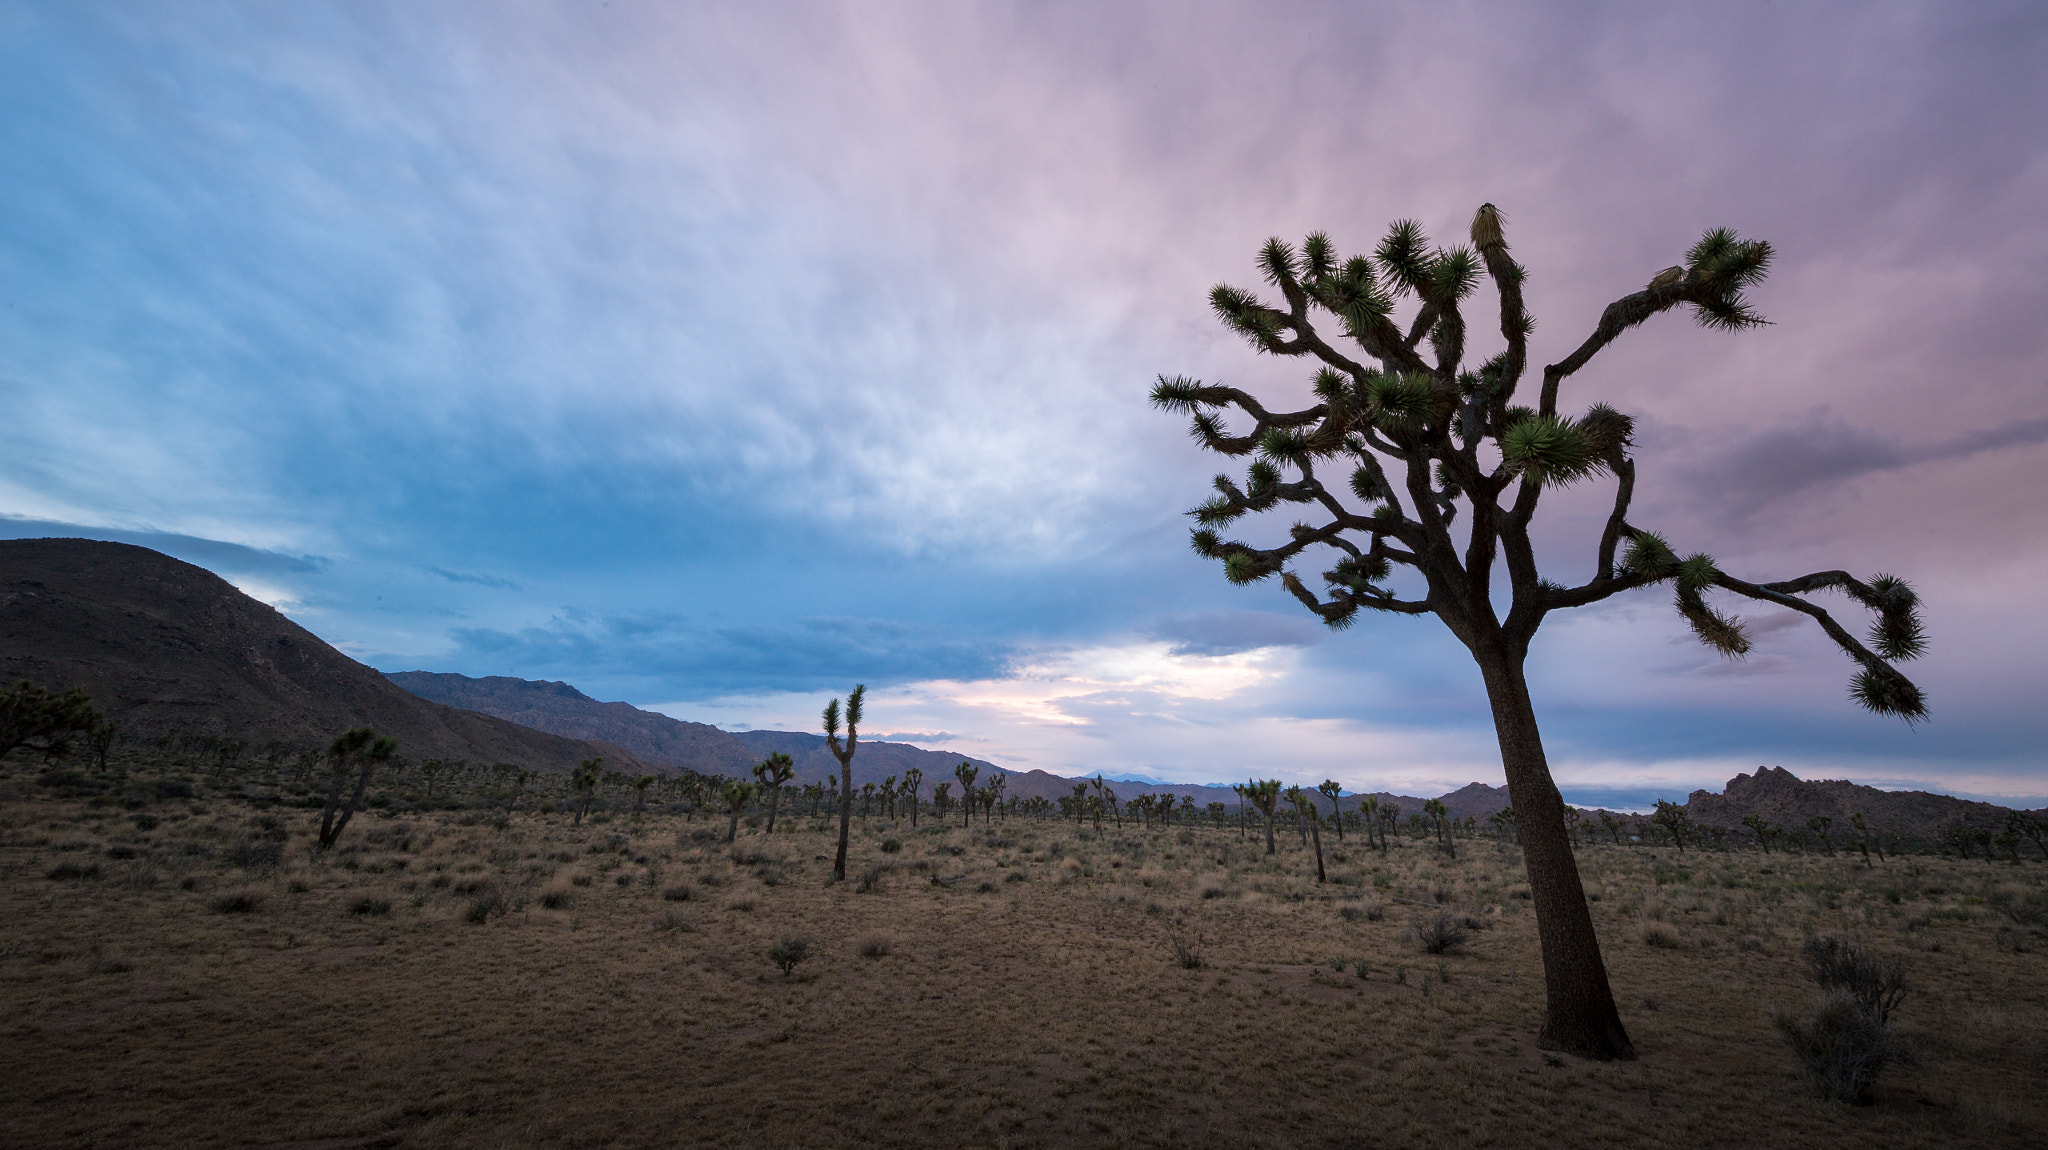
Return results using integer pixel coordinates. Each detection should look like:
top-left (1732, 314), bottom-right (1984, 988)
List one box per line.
top-left (386, 668), bottom-right (1513, 814)
top-left (0, 539), bottom-right (652, 774)
top-left (9, 537), bottom-right (2036, 847)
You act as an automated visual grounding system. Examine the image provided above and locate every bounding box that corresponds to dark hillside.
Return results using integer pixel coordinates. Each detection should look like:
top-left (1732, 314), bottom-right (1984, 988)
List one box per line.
top-left (0, 538), bottom-right (649, 774)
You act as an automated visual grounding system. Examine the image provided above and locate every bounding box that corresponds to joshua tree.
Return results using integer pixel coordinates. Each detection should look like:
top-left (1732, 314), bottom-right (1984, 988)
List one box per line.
top-left (722, 779), bottom-right (757, 844)
top-left (860, 781), bottom-right (876, 819)
top-left (317, 727), bottom-right (396, 850)
top-left (83, 716), bottom-right (123, 775)
top-left (1286, 786), bottom-right (1328, 883)
top-left (753, 752), bottom-right (795, 833)
top-left (1423, 797), bottom-right (1454, 856)
top-left (953, 760), bottom-right (979, 827)
top-left (1316, 780), bottom-right (1346, 842)
top-left (1245, 778), bottom-right (1282, 855)
top-left (0, 680), bottom-right (103, 762)
top-left (571, 756), bottom-right (604, 825)
top-left (824, 685), bottom-right (865, 881)
top-left (1154, 209), bottom-right (1930, 1058)
top-left (987, 770), bottom-right (1007, 824)
top-left (903, 767), bottom-right (923, 827)
top-left (631, 774), bottom-right (655, 816)
top-left (1807, 815), bottom-right (1834, 854)
top-left (1360, 794), bottom-right (1382, 851)
top-left (1652, 800), bottom-right (1693, 853)
top-left (881, 775), bottom-right (899, 820)
top-left (934, 781), bottom-right (953, 822)
top-left (1742, 813), bottom-right (1773, 852)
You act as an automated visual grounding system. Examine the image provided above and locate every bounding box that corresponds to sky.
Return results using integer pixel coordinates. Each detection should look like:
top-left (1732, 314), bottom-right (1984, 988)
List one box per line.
top-left (4, 1), bottom-right (2046, 809)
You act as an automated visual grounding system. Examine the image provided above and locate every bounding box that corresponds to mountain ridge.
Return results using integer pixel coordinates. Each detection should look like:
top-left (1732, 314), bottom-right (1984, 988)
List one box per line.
top-left (0, 539), bottom-right (652, 774)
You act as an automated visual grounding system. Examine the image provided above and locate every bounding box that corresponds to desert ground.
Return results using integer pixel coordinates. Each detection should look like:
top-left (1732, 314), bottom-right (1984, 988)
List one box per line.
top-left (2, 762), bottom-right (2044, 1149)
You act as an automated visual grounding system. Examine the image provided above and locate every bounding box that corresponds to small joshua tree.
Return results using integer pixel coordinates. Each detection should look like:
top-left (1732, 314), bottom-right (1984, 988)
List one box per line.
top-left (571, 756), bottom-right (604, 825)
top-left (1286, 786), bottom-right (1327, 883)
top-left (1318, 780), bottom-right (1345, 842)
top-left (317, 727), bottom-right (396, 850)
top-left (722, 779), bottom-right (757, 844)
top-left (1246, 778), bottom-right (1282, 855)
top-left (954, 760), bottom-right (980, 828)
top-left (1652, 800), bottom-right (1693, 853)
top-left (752, 752), bottom-right (795, 833)
top-left (1742, 813), bottom-right (1773, 853)
top-left (824, 685), bottom-right (864, 881)
top-left (1152, 207), bottom-right (1931, 1058)
top-left (1423, 797), bottom-right (1454, 857)
top-left (903, 767), bottom-right (923, 827)
top-left (0, 679), bottom-right (103, 762)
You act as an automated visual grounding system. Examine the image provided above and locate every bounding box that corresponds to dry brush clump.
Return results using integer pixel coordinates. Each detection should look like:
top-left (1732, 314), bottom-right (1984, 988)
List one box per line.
top-left (1773, 935), bottom-right (1912, 1104)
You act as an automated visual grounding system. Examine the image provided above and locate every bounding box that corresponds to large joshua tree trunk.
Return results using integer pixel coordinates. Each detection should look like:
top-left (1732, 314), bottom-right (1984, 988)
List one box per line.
top-left (1477, 649), bottom-right (1633, 1060)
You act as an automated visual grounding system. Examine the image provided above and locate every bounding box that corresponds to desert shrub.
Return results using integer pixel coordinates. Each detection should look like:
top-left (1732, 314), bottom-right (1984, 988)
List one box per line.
top-left (856, 865), bottom-right (890, 893)
top-left (209, 890), bottom-right (263, 914)
top-left (1409, 909), bottom-right (1470, 955)
top-left (347, 894), bottom-right (393, 916)
top-left (46, 861), bottom-right (101, 881)
top-left (654, 909), bottom-right (693, 932)
top-left (1802, 936), bottom-right (1906, 1025)
top-left (768, 935), bottom-right (810, 976)
top-left (880, 838), bottom-right (902, 853)
top-left (856, 932), bottom-right (893, 958)
top-left (1004, 870), bottom-right (1026, 884)
top-left (226, 840), bottom-right (283, 869)
top-left (726, 895), bottom-right (757, 912)
top-left (157, 780), bottom-right (194, 800)
top-left (104, 845), bottom-right (138, 860)
top-left (539, 887), bottom-right (575, 910)
top-left (661, 883), bottom-right (694, 902)
top-left (132, 814), bottom-right (158, 831)
top-left (1168, 926), bottom-right (1203, 970)
top-left (1641, 920), bottom-right (1684, 949)
top-left (976, 880), bottom-right (997, 893)
top-left (465, 891), bottom-right (505, 922)
top-left (1773, 988), bottom-right (1901, 1104)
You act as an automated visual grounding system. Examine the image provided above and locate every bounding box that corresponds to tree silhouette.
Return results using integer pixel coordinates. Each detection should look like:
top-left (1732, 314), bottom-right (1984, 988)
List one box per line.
top-left (1317, 780), bottom-right (1345, 842)
top-left (722, 779), bottom-right (757, 844)
top-left (0, 680), bottom-right (103, 762)
top-left (903, 767), bottom-right (923, 828)
top-left (824, 685), bottom-right (865, 880)
top-left (318, 727), bottom-right (395, 849)
top-left (571, 756), bottom-right (604, 825)
top-left (1286, 785), bottom-right (1327, 883)
top-left (1152, 208), bottom-right (1929, 1059)
top-left (954, 760), bottom-right (979, 827)
top-left (753, 752), bottom-right (795, 833)
top-left (1245, 778), bottom-right (1282, 855)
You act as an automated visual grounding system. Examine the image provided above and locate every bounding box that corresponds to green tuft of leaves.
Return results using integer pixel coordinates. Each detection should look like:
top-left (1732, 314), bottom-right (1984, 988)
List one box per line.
top-left (1499, 412), bottom-right (1597, 486)
top-left (1375, 220), bottom-right (1431, 297)
top-left (1621, 531), bottom-right (1679, 579)
top-left (1258, 237), bottom-right (1301, 287)
top-left (1849, 668), bottom-right (1928, 723)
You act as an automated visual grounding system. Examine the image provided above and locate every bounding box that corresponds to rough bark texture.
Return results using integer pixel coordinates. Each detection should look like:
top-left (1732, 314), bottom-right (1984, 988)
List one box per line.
top-left (1479, 653), bottom-right (1635, 1061)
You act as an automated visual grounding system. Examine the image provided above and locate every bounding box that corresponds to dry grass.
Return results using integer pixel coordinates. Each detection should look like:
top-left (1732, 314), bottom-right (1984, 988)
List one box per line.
top-left (1, 788), bottom-right (2044, 1148)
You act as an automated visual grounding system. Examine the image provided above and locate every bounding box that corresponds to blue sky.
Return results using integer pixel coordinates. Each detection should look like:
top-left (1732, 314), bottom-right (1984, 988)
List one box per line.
top-left (4, 1), bottom-right (2046, 807)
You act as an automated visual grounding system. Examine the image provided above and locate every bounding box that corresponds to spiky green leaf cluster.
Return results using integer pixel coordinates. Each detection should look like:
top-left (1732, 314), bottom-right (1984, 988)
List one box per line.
top-left (1850, 666), bottom-right (1928, 722)
top-left (1681, 228), bottom-right (1774, 331)
top-left (1499, 412), bottom-right (1597, 486)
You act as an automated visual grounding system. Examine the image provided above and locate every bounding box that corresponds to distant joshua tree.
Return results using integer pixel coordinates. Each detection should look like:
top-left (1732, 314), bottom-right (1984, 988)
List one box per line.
top-left (1423, 797), bottom-right (1454, 856)
top-left (903, 767), bottom-right (923, 828)
top-left (571, 756), bottom-right (604, 825)
top-left (1653, 800), bottom-right (1693, 852)
top-left (1154, 207), bottom-right (1928, 1058)
top-left (317, 727), bottom-right (396, 850)
top-left (0, 680), bottom-right (103, 762)
top-left (1286, 786), bottom-right (1328, 883)
top-left (1742, 813), bottom-right (1773, 852)
top-left (954, 761), bottom-right (979, 827)
top-left (824, 685), bottom-right (865, 881)
top-left (1317, 780), bottom-right (1345, 842)
top-left (753, 752), bottom-right (795, 833)
top-left (631, 774), bottom-right (655, 816)
top-left (1245, 778), bottom-right (1282, 855)
top-left (722, 779), bottom-right (757, 844)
